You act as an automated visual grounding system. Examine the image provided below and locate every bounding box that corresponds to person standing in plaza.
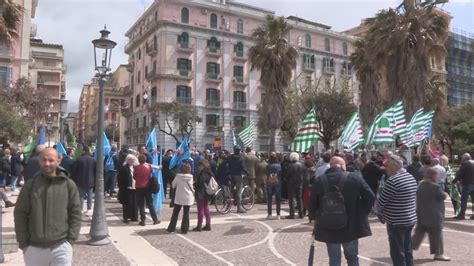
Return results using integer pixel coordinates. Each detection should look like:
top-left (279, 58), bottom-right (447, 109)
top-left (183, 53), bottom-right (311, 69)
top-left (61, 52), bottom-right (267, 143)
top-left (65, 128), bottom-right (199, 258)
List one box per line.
top-left (0, 149), bottom-right (11, 191)
top-left (308, 156), bottom-right (375, 266)
top-left (431, 158), bottom-right (447, 190)
top-left (406, 155), bottom-right (423, 184)
top-left (104, 145), bottom-right (119, 198)
top-left (266, 153), bottom-right (282, 220)
top-left (412, 168), bottom-right (450, 261)
top-left (375, 154), bottom-right (418, 266)
top-left (9, 148), bottom-right (23, 193)
top-left (361, 155), bottom-right (384, 196)
top-left (24, 144), bottom-right (45, 181)
top-left (243, 147), bottom-right (258, 196)
top-left (162, 149), bottom-right (175, 199)
top-left (255, 155), bottom-right (268, 203)
top-left (134, 154), bottom-right (159, 226)
top-left (117, 154), bottom-right (139, 223)
top-left (315, 152), bottom-right (331, 178)
top-left (71, 146), bottom-right (96, 214)
top-left (303, 159), bottom-right (316, 217)
top-left (168, 162), bottom-right (195, 234)
top-left (453, 153), bottom-right (474, 220)
top-left (14, 148), bottom-right (81, 266)
top-left (284, 152), bottom-right (305, 219)
top-left (193, 160), bottom-right (213, 231)
top-left (225, 146), bottom-right (249, 213)
top-left (60, 147), bottom-right (75, 176)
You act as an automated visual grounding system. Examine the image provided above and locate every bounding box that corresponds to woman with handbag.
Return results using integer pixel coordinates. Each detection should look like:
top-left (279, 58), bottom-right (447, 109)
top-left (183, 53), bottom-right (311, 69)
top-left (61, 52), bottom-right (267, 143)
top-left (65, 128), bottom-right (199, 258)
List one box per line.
top-left (193, 160), bottom-right (214, 231)
top-left (133, 154), bottom-right (159, 226)
top-left (117, 154), bottom-right (139, 223)
top-left (167, 161), bottom-right (195, 234)
top-left (266, 153), bottom-right (282, 220)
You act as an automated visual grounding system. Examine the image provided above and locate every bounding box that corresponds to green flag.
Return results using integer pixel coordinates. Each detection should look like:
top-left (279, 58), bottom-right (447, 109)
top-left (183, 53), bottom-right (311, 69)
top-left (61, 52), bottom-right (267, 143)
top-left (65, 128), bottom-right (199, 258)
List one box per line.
top-left (22, 134), bottom-right (40, 161)
top-left (73, 144), bottom-right (83, 160)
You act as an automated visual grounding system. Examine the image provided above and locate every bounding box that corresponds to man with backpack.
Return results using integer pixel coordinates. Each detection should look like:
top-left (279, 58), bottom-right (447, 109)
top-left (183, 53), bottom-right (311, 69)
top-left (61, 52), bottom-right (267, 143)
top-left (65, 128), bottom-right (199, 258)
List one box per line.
top-left (104, 146), bottom-right (119, 198)
top-left (308, 156), bottom-right (375, 266)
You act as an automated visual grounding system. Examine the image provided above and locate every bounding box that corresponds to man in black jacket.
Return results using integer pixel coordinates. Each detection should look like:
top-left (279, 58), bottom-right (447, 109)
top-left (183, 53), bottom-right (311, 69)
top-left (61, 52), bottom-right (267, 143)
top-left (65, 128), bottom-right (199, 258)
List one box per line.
top-left (226, 146), bottom-right (248, 213)
top-left (361, 156), bottom-right (384, 195)
top-left (406, 154), bottom-right (423, 183)
top-left (72, 146), bottom-right (96, 213)
top-left (60, 148), bottom-right (75, 176)
top-left (309, 156), bottom-right (375, 266)
top-left (284, 152), bottom-right (305, 219)
top-left (454, 153), bottom-right (474, 220)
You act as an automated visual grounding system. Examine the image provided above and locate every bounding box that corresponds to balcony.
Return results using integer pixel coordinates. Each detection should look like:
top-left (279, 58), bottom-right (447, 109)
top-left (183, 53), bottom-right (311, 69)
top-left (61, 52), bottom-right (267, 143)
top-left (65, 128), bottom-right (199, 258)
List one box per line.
top-left (206, 47), bottom-right (222, 57)
top-left (206, 73), bottom-right (222, 83)
top-left (37, 78), bottom-right (61, 85)
top-left (0, 48), bottom-right (12, 61)
top-left (146, 45), bottom-right (158, 56)
top-left (145, 70), bottom-right (157, 81)
top-left (123, 85), bottom-right (133, 96)
top-left (126, 62), bottom-right (134, 72)
top-left (147, 68), bottom-right (194, 81)
top-left (232, 76), bottom-right (248, 87)
top-left (233, 102), bottom-right (247, 109)
top-left (206, 100), bottom-right (221, 108)
top-left (341, 69), bottom-right (352, 76)
top-left (176, 43), bottom-right (194, 54)
top-left (233, 51), bottom-right (246, 61)
top-left (323, 66), bottom-right (335, 74)
top-left (177, 97), bottom-right (192, 104)
top-left (303, 63), bottom-right (316, 72)
top-left (206, 126), bottom-right (222, 133)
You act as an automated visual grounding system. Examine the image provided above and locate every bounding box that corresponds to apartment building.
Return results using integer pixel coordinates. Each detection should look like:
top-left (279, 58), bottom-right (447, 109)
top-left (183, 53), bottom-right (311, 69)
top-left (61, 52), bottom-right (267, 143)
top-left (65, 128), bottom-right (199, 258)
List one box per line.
top-left (446, 29), bottom-right (474, 107)
top-left (77, 65), bottom-right (129, 145)
top-left (124, 0), bottom-right (357, 151)
top-left (29, 38), bottom-right (67, 146)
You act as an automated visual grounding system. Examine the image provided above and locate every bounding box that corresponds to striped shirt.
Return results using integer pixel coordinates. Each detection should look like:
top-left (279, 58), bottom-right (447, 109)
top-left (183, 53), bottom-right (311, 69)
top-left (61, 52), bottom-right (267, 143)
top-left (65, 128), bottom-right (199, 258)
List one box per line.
top-left (376, 169), bottom-right (417, 226)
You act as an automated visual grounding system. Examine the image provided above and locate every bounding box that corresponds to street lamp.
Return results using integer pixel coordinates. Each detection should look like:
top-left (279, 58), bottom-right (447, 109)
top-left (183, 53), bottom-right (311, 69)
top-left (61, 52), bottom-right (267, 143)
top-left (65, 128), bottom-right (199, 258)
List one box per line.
top-left (47, 114), bottom-right (53, 147)
top-left (89, 25), bottom-right (116, 246)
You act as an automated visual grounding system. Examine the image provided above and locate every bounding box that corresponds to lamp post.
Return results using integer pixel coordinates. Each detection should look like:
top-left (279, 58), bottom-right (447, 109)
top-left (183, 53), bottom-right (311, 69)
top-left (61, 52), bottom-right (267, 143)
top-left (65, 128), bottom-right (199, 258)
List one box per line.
top-left (46, 116), bottom-right (53, 148)
top-left (88, 26), bottom-right (116, 246)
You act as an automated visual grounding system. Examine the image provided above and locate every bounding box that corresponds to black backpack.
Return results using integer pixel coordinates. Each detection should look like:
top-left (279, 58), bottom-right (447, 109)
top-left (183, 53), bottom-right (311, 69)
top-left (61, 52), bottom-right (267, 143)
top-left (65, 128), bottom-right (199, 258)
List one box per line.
top-left (319, 173), bottom-right (348, 230)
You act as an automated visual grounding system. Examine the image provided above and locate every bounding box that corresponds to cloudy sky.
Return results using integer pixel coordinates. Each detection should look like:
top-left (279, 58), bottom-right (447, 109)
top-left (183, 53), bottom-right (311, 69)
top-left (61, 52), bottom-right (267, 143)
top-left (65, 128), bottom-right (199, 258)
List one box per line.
top-left (32, 0), bottom-right (473, 113)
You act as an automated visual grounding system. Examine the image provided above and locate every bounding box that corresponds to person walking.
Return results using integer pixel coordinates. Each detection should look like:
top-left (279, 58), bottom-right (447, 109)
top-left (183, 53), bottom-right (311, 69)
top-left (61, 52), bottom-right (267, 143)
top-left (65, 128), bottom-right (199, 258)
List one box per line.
top-left (134, 154), bottom-right (159, 226)
top-left (0, 149), bottom-right (11, 191)
top-left (167, 162), bottom-right (195, 234)
top-left (361, 155), bottom-right (384, 196)
top-left (9, 148), bottom-right (23, 193)
top-left (412, 167), bottom-right (450, 261)
top-left (266, 153), bottom-right (282, 220)
top-left (406, 155), bottom-right (423, 184)
top-left (243, 147), bottom-right (258, 196)
top-left (375, 154), bottom-right (418, 266)
top-left (60, 147), bottom-right (75, 176)
top-left (431, 158), bottom-right (447, 190)
top-left (193, 160), bottom-right (213, 232)
top-left (104, 146), bottom-right (119, 198)
top-left (71, 146), bottom-right (96, 214)
top-left (14, 148), bottom-right (81, 266)
top-left (303, 159), bottom-right (316, 217)
top-left (284, 152), bottom-right (305, 219)
top-left (24, 144), bottom-right (45, 181)
top-left (117, 154), bottom-right (139, 223)
top-left (225, 146), bottom-right (248, 213)
top-left (308, 156), bottom-right (375, 266)
top-left (453, 153), bottom-right (474, 220)
top-left (162, 149), bottom-right (176, 199)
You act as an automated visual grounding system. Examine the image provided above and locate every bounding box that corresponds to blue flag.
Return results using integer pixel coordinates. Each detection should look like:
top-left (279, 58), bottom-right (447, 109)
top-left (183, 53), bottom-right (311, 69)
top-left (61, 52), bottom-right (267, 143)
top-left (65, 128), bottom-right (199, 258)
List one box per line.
top-left (55, 142), bottom-right (67, 156)
top-left (39, 126), bottom-right (45, 145)
top-left (169, 136), bottom-right (191, 170)
top-left (146, 128), bottom-right (164, 214)
top-left (94, 132), bottom-right (111, 160)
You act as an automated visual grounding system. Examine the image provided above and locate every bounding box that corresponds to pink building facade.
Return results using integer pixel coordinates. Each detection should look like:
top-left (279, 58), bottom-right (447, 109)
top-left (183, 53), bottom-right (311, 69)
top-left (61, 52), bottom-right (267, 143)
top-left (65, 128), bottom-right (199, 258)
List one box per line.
top-left (124, 0), bottom-right (358, 151)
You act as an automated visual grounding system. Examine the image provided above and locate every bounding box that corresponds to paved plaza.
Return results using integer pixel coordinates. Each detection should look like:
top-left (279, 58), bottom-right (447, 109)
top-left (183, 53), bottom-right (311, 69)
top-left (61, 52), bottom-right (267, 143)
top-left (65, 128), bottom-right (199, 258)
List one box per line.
top-left (2, 194), bottom-right (473, 265)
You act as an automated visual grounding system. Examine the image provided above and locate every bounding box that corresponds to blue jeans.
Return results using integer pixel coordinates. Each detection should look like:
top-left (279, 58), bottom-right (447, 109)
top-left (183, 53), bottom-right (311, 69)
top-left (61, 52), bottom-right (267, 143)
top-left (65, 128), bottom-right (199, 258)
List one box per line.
top-left (105, 171), bottom-right (117, 196)
top-left (266, 185), bottom-right (281, 215)
top-left (326, 239), bottom-right (359, 266)
top-left (10, 175), bottom-right (18, 191)
top-left (79, 187), bottom-right (94, 211)
top-left (387, 224), bottom-right (414, 266)
top-left (459, 183), bottom-right (474, 217)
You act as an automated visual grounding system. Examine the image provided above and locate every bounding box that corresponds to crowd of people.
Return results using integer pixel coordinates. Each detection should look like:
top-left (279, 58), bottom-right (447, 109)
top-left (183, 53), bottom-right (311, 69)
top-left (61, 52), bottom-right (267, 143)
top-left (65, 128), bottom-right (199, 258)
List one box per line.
top-left (1, 141), bottom-right (474, 265)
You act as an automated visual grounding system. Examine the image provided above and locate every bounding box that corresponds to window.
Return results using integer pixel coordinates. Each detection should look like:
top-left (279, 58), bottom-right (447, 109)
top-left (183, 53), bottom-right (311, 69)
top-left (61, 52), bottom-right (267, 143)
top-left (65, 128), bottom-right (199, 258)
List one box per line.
top-left (151, 87), bottom-right (157, 103)
top-left (233, 116), bottom-right (246, 128)
top-left (305, 76), bottom-right (312, 87)
top-left (112, 113), bottom-right (117, 121)
top-left (297, 36), bottom-right (302, 46)
top-left (138, 48), bottom-right (141, 60)
top-left (105, 113), bottom-right (109, 120)
top-left (323, 57), bottom-right (334, 72)
top-left (234, 91), bottom-right (246, 109)
top-left (342, 61), bottom-right (352, 75)
top-left (135, 94), bottom-right (141, 108)
top-left (233, 65), bottom-right (244, 82)
top-left (129, 98), bottom-right (133, 112)
top-left (234, 42), bottom-right (244, 57)
top-left (136, 118), bottom-right (140, 129)
top-left (176, 85), bottom-right (191, 104)
top-left (305, 34), bottom-right (311, 48)
top-left (177, 58), bottom-right (192, 76)
top-left (153, 36), bottom-right (157, 50)
top-left (206, 88), bottom-right (220, 100)
top-left (207, 37), bottom-right (221, 52)
top-left (324, 38), bottom-right (330, 52)
top-left (143, 92), bottom-right (147, 105)
top-left (152, 61), bottom-right (157, 73)
top-left (303, 54), bottom-right (315, 69)
top-left (0, 66), bottom-right (11, 87)
top-left (137, 70), bottom-right (141, 83)
top-left (206, 62), bottom-right (220, 79)
top-left (206, 114), bottom-right (220, 127)
top-left (342, 42), bottom-right (348, 56)
top-left (178, 32), bottom-right (189, 48)
top-left (181, 8), bottom-right (189, 24)
top-left (210, 13), bottom-right (218, 29)
top-left (237, 19), bottom-right (243, 34)
top-left (145, 66), bottom-right (148, 77)
top-left (143, 116), bottom-right (147, 127)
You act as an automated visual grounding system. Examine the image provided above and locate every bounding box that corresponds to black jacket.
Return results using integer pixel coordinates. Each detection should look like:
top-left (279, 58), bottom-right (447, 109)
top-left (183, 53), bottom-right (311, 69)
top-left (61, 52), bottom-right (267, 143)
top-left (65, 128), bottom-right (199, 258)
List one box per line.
top-left (284, 161), bottom-right (306, 187)
top-left (24, 154), bottom-right (41, 181)
top-left (60, 155), bottom-right (74, 176)
top-left (194, 169), bottom-right (212, 201)
top-left (361, 161), bottom-right (383, 194)
top-left (454, 159), bottom-right (474, 186)
top-left (407, 162), bottom-right (423, 183)
top-left (10, 155), bottom-right (23, 177)
top-left (226, 154), bottom-right (248, 177)
top-left (309, 167), bottom-right (375, 243)
top-left (72, 154), bottom-right (96, 188)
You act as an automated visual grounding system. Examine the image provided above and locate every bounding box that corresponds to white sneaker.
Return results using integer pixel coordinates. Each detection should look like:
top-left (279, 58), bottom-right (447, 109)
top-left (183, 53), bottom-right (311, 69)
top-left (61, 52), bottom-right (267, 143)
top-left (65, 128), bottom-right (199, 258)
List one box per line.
top-left (266, 215), bottom-right (272, 220)
top-left (276, 215), bottom-right (281, 220)
top-left (434, 255), bottom-right (451, 261)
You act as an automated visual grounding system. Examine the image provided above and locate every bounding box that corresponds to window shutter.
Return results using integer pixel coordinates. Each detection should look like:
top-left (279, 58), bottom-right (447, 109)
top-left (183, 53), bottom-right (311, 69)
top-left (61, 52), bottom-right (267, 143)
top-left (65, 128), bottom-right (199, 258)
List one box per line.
top-left (233, 66), bottom-right (237, 76)
top-left (206, 62), bottom-right (211, 73)
top-left (217, 89), bottom-right (220, 101)
top-left (207, 40), bottom-right (210, 47)
top-left (176, 59), bottom-right (180, 69)
top-left (216, 64), bottom-right (220, 74)
top-left (216, 115), bottom-right (220, 126)
top-left (216, 41), bottom-right (221, 49)
top-left (187, 59), bottom-right (192, 70)
top-left (178, 35), bottom-right (182, 43)
top-left (234, 44), bottom-right (237, 52)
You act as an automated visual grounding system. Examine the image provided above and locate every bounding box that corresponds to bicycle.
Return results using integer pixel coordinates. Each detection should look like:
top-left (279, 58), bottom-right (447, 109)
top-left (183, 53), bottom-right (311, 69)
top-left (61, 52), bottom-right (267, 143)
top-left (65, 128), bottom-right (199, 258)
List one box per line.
top-left (214, 177), bottom-right (255, 214)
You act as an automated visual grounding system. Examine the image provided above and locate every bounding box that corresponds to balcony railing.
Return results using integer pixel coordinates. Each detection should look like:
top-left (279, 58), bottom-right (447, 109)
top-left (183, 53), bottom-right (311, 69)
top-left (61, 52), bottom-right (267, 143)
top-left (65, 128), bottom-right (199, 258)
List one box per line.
top-left (323, 66), bottom-right (335, 74)
top-left (233, 102), bottom-right (247, 109)
top-left (146, 68), bottom-right (194, 81)
top-left (206, 73), bottom-right (222, 82)
top-left (176, 43), bottom-right (194, 53)
top-left (177, 97), bottom-right (192, 104)
top-left (233, 51), bottom-right (246, 61)
top-left (37, 78), bottom-right (61, 85)
top-left (341, 69), bottom-right (352, 76)
top-left (206, 100), bottom-right (221, 107)
top-left (0, 48), bottom-right (12, 60)
top-left (146, 45), bottom-right (158, 56)
top-left (206, 47), bottom-right (222, 57)
top-left (303, 63), bottom-right (316, 72)
top-left (233, 76), bottom-right (247, 86)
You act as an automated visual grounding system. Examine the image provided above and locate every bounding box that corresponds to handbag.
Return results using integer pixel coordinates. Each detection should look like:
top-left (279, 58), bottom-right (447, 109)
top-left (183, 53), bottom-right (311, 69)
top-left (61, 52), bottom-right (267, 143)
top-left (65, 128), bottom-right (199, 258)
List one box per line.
top-left (150, 176), bottom-right (160, 194)
top-left (205, 176), bottom-right (219, 195)
top-left (267, 172), bottom-right (279, 185)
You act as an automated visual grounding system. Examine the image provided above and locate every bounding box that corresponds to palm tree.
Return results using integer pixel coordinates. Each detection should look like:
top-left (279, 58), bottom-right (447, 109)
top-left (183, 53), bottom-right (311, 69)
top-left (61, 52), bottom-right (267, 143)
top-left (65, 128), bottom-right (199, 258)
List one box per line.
top-left (0, 0), bottom-right (23, 43)
top-left (249, 15), bottom-right (298, 152)
top-left (352, 0), bottom-right (449, 123)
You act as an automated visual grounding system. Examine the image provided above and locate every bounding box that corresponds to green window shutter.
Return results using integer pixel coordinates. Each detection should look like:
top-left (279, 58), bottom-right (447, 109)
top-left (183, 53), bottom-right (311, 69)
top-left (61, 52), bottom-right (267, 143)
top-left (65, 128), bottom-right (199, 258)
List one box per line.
top-left (233, 66), bottom-right (237, 76)
top-left (234, 44), bottom-right (237, 52)
top-left (216, 41), bottom-right (221, 49)
top-left (216, 64), bottom-right (220, 74)
top-left (207, 62), bottom-right (211, 73)
top-left (177, 59), bottom-right (181, 69)
top-left (187, 59), bottom-right (192, 70)
top-left (217, 89), bottom-right (220, 101)
top-left (178, 35), bottom-right (182, 43)
top-left (303, 54), bottom-right (307, 63)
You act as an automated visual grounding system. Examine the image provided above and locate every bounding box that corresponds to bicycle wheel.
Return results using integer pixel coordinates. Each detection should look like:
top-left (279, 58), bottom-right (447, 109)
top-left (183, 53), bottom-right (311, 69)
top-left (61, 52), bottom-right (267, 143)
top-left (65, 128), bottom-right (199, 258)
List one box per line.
top-left (241, 185), bottom-right (255, 211)
top-left (214, 188), bottom-right (231, 214)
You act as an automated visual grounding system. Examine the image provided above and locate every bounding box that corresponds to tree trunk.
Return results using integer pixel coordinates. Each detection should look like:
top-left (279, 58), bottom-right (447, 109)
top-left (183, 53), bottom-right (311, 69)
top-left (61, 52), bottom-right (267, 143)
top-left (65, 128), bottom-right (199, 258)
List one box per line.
top-left (269, 128), bottom-right (276, 152)
top-left (322, 138), bottom-right (331, 151)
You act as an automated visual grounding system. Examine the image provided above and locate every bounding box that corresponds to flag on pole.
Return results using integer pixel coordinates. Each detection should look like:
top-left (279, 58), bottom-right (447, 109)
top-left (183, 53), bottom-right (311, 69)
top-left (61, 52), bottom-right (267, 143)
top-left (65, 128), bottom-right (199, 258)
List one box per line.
top-left (94, 132), bottom-right (111, 160)
top-left (366, 107), bottom-right (395, 146)
top-left (340, 112), bottom-right (364, 151)
top-left (232, 128), bottom-right (238, 147)
top-left (146, 128), bottom-right (164, 214)
top-left (55, 142), bottom-right (67, 156)
top-left (391, 101), bottom-right (408, 136)
top-left (39, 126), bottom-right (45, 145)
top-left (289, 109), bottom-right (319, 153)
top-left (169, 136), bottom-right (191, 170)
top-left (238, 120), bottom-right (256, 149)
top-left (23, 134), bottom-right (40, 161)
top-left (407, 109), bottom-right (434, 147)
